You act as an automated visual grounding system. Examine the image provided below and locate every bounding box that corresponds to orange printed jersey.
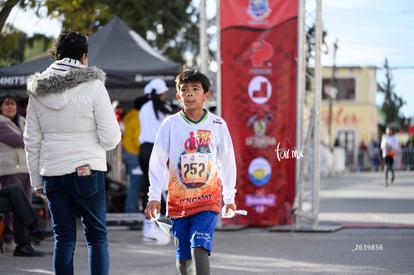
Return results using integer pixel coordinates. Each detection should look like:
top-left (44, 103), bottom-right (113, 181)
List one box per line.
top-left (148, 111), bottom-right (237, 219)
top-left (168, 130), bottom-right (220, 217)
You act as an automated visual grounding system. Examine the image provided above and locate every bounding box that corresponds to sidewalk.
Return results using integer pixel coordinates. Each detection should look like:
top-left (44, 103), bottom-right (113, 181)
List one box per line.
top-left (1, 171), bottom-right (413, 274)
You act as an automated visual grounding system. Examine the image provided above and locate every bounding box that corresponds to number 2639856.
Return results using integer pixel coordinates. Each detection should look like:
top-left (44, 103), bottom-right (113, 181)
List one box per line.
top-left (352, 244), bottom-right (383, 251)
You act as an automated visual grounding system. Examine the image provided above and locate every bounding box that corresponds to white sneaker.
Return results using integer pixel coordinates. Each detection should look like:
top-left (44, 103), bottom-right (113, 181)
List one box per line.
top-left (3, 241), bottom-right (16, 253)
top-left (131, 166), bottom-right (143, 175)
top-left (142, 219), bottom-right (170, 245)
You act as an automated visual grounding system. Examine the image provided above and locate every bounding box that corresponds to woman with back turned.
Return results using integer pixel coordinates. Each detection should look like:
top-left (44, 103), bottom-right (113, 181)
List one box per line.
top-left (24, 31), bottom-right (121, 275)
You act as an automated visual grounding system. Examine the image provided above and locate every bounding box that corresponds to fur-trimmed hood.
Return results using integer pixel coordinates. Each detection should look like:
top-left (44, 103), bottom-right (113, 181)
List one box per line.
top-left (26, 66), bottom-right (106, 110)
top-left (27, 66), bottom-right (106, 97)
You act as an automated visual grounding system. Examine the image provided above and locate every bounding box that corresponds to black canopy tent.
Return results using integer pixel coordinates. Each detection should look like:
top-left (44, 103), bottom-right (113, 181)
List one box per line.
top-left (0, 17), bottom-right (181, 108)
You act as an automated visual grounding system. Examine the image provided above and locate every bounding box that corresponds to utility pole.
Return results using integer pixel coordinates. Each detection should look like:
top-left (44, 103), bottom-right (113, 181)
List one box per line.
top-left (199, 0), bottom-right (208, 74)
top-left (327, 39), bottom-right (338, 149)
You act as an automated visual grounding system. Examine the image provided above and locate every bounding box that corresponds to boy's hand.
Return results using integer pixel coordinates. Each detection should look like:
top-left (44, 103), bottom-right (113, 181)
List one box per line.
top-left (144, 200), bottom-right (161, 219)
top-left (223, 203), bottom-right (237, 215)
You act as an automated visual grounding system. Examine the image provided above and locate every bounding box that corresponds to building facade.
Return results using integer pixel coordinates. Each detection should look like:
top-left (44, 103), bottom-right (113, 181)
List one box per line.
top-left (321, 66), bottom-right (379, 169)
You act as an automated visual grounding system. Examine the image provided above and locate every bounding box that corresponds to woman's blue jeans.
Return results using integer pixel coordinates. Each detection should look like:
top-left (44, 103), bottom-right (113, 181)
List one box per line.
top-left (122, 150), bottom-right (143, 213)
top-left (43, 171), bottom-right (109, 275)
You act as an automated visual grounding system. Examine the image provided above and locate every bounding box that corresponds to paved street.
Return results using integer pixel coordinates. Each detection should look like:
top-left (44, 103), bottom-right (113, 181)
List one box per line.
top-left (1, 171), bottom-right (413, 274)
top-left (319, 170), bottom-right (414, 227)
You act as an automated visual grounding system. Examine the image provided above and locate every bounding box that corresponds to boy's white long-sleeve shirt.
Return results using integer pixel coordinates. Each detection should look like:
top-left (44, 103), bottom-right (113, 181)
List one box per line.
top-left (148, 110), bottom-right (237, 218)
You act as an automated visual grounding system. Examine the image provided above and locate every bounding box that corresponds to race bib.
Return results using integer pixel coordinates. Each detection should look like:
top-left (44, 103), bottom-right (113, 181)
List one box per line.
top-left (180, 153), bottom-right (209, 184)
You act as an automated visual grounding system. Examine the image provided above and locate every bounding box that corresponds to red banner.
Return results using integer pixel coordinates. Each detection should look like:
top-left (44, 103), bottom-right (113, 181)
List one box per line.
top-left (220, 0), bottom-right (298, 226)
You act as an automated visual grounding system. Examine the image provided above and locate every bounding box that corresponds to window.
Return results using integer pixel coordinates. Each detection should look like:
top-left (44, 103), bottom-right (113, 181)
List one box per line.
top-left (322, 78), bottom-right (355, 100)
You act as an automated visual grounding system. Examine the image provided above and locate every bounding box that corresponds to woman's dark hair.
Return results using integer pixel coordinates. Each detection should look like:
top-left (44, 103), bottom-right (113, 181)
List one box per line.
top-left (0, 92), bottom-right (19, 125)
top-left (150, 90), bottom-right (171, 120)
top-left (0, 92), bottom-right (17, 108)
top-left (133, 96), bottom-right (149, 110)
top-left (175, 67), bottom-right (211, 93)
top-left (49, 31), bottom-right (88, 61)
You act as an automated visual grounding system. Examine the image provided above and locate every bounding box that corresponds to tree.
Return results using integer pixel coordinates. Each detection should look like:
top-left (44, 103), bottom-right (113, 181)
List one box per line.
top-left (0, 0), bottom-right (52, 67)
top-left (0, 23), bottom-right (54, 67)
top-left (45, 0), bottom-right (112, 35)
top-left (0, 23), bottom-right (26, 66)
top-left (0, 0), bottom-right (42, 66)
top-left (25, 33), bottom-right (54, 60)
top-left (1, 1), bottom-right (198, 65)
top-left (44, 0), bottom-right (196, 64)
top-left (105, 0), bottom-right (196, 63)
top-left (378, 58), bottom-right (408, 130)
top-left (0, 0), bottom-right (39, 32)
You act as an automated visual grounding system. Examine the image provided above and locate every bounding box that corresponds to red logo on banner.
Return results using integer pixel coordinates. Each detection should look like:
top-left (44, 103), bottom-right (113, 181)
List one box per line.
top-left (250, 40), bottom-right (274, 68)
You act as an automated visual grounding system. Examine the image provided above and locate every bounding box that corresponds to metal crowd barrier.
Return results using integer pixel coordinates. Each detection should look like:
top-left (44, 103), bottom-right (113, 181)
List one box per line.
top-left (400, 147), bottom-right (414, 170)
top-left (358, 147), bottom-right (414, 171)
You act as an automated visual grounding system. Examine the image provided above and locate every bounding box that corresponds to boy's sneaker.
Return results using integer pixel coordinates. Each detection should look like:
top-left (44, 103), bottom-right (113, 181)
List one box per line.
top-left (142, 219), bottom-right (170, 245)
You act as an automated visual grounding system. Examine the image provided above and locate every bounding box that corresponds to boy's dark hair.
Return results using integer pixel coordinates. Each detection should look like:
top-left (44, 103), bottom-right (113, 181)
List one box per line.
top-left (49, 31), bottom-right (88, 61)
top-left (175, 67), bottom-right (211, 93)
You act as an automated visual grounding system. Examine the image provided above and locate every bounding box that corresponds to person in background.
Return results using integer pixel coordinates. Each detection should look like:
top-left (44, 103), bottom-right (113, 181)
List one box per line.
top-left (0, 92), bottom-right (32, 248)
top-left (380, 127), bottom-right (399, 186)
top-left (114, 106), bottom-right (126, 131)
top-left (0, 184), bottom-right (47, 257)
top-left (24, 31), bottom-right (121, 275)
top-left (144, 68), bottom-right (238, 275)
top-left (358, 141), bottom-right (368, 171)
top-left (367, 138), bottom-right (381, 171)
top-left (139, 78), bottom-right (172, 244)
top-left (123, 96), bottom-right (148, 214)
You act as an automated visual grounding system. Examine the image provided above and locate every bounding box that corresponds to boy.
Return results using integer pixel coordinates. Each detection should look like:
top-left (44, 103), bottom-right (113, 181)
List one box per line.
top-left (144, 68), bottom-right (237, 275)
